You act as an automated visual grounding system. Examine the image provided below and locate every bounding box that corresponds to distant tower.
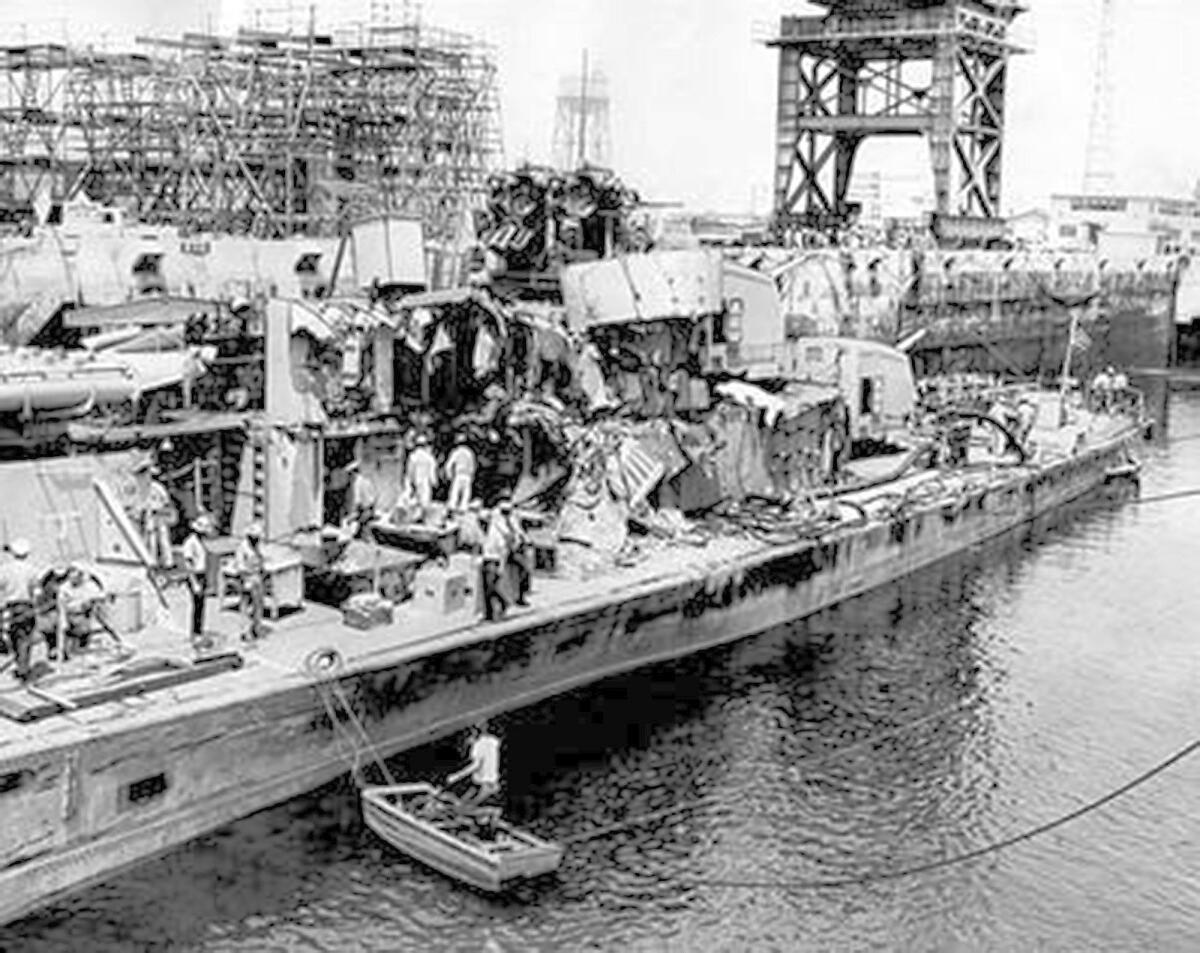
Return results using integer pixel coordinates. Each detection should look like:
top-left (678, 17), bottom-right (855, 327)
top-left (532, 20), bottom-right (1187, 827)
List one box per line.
top-left (1082, 0), bottom-right (1116, 194)
top-left (552, 53), bottom-right (612, 170)
top-left (769, 0), bottom-right (1028, 235)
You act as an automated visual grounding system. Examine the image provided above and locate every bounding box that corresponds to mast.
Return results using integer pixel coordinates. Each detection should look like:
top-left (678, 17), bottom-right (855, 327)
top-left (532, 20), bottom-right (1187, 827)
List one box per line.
top-left (577, 50), bottom-right (589, 168)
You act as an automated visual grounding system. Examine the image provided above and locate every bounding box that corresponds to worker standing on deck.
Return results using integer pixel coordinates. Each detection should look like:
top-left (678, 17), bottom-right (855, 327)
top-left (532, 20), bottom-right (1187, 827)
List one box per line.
top-left (182, 513), bottom-right (216, 642)
top-left (944, 418), bottom-right (972, 468)
top-left (480, 503), bottom-right (510, 622)
top-left (986, 393), bottom-right (1009, 456)
top-left (1110, 368), bottom-right (1130, 413)
top-left (344, 460), bottom-right (378, 537)
top-left (1091, 366), bottom-right (1113, 413)
top-left (58, 564), bottom-right (122, 656)
top-left (129, 459), bottom-right (175, 567)
top-left (457, 499), bottom-right (486, 553)
top-left (446, 722), bottom-right (502, 808)
top-left (405, 435), bottom-right (438, 521)
top-left (0, 539), bottom-right (41, 683)
top-left (231, 522), bottom-right (267, 642)
top-left (444, 435), bottom-right (478, 513)
top-left (502, 501), bottom-right (531, 607)
top-left (1016, 394), bottom-right (1039, 446)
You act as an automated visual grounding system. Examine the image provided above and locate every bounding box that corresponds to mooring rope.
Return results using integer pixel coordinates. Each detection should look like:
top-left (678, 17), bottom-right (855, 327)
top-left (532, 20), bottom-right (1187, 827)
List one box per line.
top-left (303, 647), bottom-right (396, 788)
top-left (1126, 486), bottom-right (1200, 507)
top-left (685, 736), bottom-right (1200, 891)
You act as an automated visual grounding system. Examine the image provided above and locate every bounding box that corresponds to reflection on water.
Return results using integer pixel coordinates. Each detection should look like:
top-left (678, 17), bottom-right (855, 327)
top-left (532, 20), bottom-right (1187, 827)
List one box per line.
top-left (6, 395), bottom-right (1200, 952)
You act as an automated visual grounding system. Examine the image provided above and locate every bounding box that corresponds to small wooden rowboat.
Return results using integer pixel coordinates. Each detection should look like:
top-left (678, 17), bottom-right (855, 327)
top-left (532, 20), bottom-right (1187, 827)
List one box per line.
top-left (361, 783), bottom-right (564, 892)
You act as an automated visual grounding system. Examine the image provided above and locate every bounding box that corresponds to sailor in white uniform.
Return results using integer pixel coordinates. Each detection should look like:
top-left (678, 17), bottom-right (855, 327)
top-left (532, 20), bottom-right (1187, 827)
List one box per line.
top-left (447, 723), bottom-right (502, 808)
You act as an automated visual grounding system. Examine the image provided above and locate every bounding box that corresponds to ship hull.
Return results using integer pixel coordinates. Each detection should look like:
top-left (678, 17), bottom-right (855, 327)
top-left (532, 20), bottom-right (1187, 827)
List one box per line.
top-left (0, 428), bottom-right (1137, 925)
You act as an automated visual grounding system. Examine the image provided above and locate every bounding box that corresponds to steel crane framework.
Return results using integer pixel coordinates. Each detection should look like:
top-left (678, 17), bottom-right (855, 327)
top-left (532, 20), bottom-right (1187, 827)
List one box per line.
top-left (769, 0), bottom-right (1027, 236)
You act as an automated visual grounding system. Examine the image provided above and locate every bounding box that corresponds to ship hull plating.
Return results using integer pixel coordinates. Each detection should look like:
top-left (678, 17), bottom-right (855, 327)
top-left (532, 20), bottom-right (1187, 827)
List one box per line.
top-left (0, 432), bottom-right (1135, 925)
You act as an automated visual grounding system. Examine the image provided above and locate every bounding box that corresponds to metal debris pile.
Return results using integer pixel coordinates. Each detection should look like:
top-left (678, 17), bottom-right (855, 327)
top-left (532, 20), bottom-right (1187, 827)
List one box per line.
top-left (474, 165), bottom-right (643, 277)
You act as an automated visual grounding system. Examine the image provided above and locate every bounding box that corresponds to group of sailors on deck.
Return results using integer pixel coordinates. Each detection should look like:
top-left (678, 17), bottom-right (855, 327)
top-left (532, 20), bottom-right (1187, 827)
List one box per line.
top-left (0, 541), bottom-right (125, 684)
top-left (1089, 365), bottom-right (1132, 414)
top-left (344, 433), bottom-right (476, 536)
top-left (0, 422), bottom-right (538, 684)
top-left (340, 432), bottom-right (534, 623)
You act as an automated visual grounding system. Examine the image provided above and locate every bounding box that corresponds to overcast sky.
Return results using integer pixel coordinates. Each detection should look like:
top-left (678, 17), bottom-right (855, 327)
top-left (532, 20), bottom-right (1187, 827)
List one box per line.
top-left (11, 0), bottom-right (1199, 213)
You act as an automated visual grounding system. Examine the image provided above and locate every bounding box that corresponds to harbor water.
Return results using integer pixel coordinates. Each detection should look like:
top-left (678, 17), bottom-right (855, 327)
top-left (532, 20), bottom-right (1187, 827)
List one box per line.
top-left (5, 386), bottom-right (1199, 952)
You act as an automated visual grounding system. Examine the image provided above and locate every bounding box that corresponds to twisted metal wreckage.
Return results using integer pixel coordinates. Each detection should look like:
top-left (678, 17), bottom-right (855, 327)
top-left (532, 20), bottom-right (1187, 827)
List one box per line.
top-left (268, 252), bottom-right (855, 564)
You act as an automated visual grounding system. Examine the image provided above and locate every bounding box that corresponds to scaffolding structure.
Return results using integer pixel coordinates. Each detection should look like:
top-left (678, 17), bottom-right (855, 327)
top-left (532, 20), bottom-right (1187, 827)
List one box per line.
top-left (238, 0), bottom-right (422, 39)
top-left (769, 0), bottom-right (1026, 237)
top-left (0, 24), bottom-right (502, 241)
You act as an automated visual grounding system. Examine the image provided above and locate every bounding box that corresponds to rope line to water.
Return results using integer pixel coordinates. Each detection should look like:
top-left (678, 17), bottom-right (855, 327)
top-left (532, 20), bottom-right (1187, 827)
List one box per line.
top-left (686, 736), bottom-right (1200, 891)
top-left (556, 697), bottom-right (973, 846)
top-left (556, 481), bottom-right (1200, 847)
top-left (1128, 486), bottom-right (1200, 506)
top-left (304, 648), bottom-right (397, 787)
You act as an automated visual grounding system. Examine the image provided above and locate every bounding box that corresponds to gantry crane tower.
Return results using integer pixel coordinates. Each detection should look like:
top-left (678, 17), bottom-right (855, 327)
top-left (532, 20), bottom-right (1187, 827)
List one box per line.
top-left (768, 0), bottom-right (1027, 240)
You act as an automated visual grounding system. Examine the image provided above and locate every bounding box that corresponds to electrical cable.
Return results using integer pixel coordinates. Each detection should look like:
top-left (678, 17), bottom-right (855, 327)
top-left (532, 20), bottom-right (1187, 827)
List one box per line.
top-left (553, 464), bottom-right (1200, 868)
top-left (686, 736), bottom-right (1200, 891)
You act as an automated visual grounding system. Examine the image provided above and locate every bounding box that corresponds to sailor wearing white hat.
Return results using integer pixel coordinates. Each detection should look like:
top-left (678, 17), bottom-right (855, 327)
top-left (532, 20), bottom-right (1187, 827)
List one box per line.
top-left (182, 513), bottom-right (217, 640)
top-left (344, 459), bottom-right (378, 536)
top-left (231, 521), bottom-right (267, 641)
top-left (129, 458), bottom-right (174, 567)
top-left (404, 434), bottom-right (438, 520)
top-left (444, 434), bottom-right (477, 514)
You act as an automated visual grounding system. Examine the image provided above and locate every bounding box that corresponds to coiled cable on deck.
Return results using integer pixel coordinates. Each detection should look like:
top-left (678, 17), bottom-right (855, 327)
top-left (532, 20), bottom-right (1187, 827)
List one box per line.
top-left (303, 647), bottom-right (346, 678)
top-left (303, 646), bottom-right (395, 788)
top-left (686, 736), bottom-right (1200, 891)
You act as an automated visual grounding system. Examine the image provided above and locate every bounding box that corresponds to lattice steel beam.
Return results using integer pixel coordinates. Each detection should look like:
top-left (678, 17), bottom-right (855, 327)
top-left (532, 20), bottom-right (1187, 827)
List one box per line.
top-left (770, 0), bottom-right (1026, 237)
top-left (0, 24), bottom-right (501, 241)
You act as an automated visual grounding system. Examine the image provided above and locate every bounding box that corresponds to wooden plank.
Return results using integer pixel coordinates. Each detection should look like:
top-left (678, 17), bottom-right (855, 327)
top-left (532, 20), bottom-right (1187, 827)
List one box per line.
top-left (25, 686), bottom-right (77, 711)
top-left (0, 653), bottom-right (244, 723)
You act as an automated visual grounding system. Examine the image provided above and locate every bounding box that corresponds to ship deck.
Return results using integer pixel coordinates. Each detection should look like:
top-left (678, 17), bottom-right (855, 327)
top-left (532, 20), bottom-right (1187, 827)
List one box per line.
top-left (0, 396), bottom-right (1136, 763)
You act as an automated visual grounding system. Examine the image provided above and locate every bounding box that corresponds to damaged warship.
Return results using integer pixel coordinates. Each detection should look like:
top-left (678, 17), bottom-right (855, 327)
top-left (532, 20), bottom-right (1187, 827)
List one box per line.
top-left (0, 178), bottom-right (1149, 923)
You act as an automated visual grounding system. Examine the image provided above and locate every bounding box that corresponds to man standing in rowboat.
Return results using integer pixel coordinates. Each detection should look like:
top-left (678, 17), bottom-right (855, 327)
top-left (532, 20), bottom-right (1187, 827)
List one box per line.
top-left (446, 723), bottom-right (502, 811)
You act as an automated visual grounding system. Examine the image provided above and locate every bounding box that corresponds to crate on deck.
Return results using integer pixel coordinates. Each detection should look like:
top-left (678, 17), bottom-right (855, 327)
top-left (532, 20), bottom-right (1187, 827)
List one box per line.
top-left (411, 557), bottom-right (480, 616)
top-left (304, 542), bottom-right (424, 608)
top-left (341, 593), bottom-right (395, 630)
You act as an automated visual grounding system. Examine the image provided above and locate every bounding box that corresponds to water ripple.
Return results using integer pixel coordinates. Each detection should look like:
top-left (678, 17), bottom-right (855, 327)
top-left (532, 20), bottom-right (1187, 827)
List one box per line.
top-left (6, 392), bottom-right (1200, 951)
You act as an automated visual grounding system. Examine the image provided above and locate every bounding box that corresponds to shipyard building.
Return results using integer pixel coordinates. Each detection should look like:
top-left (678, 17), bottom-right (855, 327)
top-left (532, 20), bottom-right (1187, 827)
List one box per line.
top-left (1049, 193), bottom-right (1200, 258)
